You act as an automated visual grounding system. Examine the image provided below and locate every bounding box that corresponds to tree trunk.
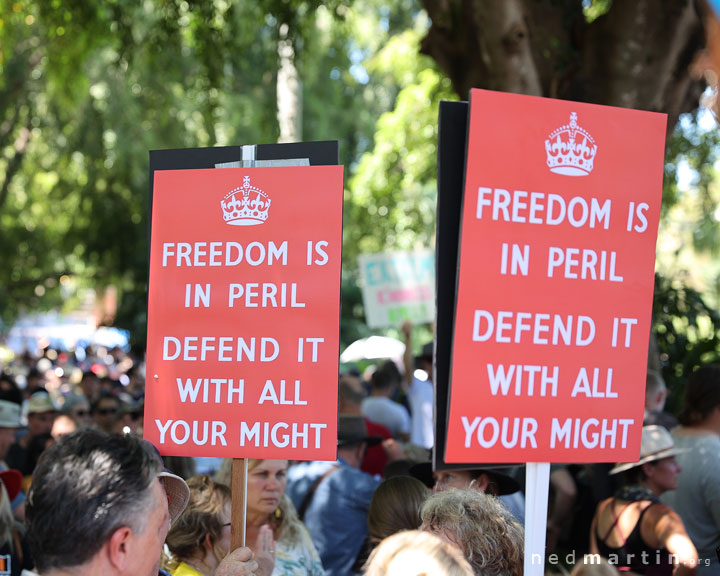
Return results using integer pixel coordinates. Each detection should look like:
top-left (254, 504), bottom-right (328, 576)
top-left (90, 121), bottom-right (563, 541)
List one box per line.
top-left (420, 0), bottom-right (706, 133)
top-left (277, 23), bottom-right (302, 143)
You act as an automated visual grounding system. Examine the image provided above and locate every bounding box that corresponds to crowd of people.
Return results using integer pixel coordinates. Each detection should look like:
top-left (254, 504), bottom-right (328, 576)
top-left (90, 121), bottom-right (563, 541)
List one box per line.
top-left (0, 328), bottom-right (718, 576)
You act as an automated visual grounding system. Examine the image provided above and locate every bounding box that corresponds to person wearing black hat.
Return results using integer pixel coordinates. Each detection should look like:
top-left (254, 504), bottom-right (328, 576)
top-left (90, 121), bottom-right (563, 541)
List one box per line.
top-left (286, 415), bottom-right (382, 576)
top-left (410, 462), bottom-right (525, 523)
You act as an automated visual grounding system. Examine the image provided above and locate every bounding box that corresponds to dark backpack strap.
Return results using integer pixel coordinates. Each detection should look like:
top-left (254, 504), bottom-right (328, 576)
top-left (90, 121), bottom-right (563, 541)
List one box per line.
top-left (298, 465), bottom-right (339, 520)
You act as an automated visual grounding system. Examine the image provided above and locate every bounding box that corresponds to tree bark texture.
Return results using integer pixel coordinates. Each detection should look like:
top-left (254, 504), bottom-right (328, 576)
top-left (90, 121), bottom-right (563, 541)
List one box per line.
top-left (420, 0), bottom-right (707, 132)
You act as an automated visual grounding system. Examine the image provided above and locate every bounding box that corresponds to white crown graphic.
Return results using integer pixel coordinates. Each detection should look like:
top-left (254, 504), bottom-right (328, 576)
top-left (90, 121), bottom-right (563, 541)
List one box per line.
top-left (544, 112), bottom-right (597, 176)
top-left (221, 176), bottom-right (271, 226)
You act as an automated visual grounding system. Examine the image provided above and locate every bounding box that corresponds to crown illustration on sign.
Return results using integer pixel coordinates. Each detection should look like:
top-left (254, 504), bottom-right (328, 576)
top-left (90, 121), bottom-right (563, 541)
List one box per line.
top-left (221, 176), bottom-right (271, 226)
top-left (544, 112), bottom-right (597, 176)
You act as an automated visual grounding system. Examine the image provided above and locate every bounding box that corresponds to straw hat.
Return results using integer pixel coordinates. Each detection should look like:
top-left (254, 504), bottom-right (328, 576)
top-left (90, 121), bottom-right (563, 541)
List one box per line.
top-left (610, 425), bottom-right (687, 475)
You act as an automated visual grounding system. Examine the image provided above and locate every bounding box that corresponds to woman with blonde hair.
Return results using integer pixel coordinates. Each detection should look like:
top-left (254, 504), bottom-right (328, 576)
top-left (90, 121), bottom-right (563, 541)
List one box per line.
top-left (164, 475), bottom-right (232, 576)
top-left (420, 488), bottom-right (524, 576)
top-left (216, 458), bottom-right (323, 575)
top-left (365, 530), bottom-right (473, 576)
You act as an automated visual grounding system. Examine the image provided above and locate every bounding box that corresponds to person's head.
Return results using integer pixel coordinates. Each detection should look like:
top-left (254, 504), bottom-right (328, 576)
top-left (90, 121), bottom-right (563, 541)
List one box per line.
top-left (417, 342), bottom-right (434, 379)
top-left (412, 463), bottom-right (520, 497)
top-left (0, 400), bottom-right (21, 461)
top-left (645, 370), bottom-right (668, 411)
top-left (368, 476), bottom-right (430, 542)
top-left (165, 475), bottom-right (232, 574)
top-left (26, 392), bottom-right (57, 438)
top-left (245, 459), bottom-right (304, 544)
top-left (338, 373), bottom-right (367, 414)
top-left (0, 373), bottom-right (23, 406)
top-left (51, 413), bottom-right (78, 440)
top-left (610, 425), bottom-right (685, 495)
top-left (115, 400), bottom-right (143, 436)
top-left (61, 393), bottom-right (93, 428)
top-left (420, 489), bottom-right (524, 576)
top-left (92, 392), bottom-right (120, 433)
top-left (23, 432), bottom-right (54, 476)
top-left (365, 530), bottom-right (474, 576)
top-left (337, 414), bottom-right (381, 468)
top-left (26, 429), bottom-right (182, 575)
top-left (247, 459), bottom-right (288, 519)
top-left (80, 371), bottom-right (101, 403)
top-left (370, 366), bottom-right (399, 395)
top-left (678, 364), bottom-right (720, 428)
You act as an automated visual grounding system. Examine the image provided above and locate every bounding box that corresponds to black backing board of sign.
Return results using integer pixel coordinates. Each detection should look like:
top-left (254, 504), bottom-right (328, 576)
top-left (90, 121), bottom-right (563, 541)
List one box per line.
top-left (433, 100), bottom-right (470, 472)
top-left (433, 101), bottom-right (521, 476)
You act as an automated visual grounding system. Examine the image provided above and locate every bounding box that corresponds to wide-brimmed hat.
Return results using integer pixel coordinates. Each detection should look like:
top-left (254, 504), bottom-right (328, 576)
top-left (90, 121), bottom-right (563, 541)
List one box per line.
top-left (27, 392), bottom-right (56, 415)
top-left (610, 425), bottom-right (687, 475)
top-left (0, 401), bottom-right (21, 428)
top-left (337, 414), bottom-right (383, 447)
top-left (0, 469), bottom-right (22, 501)
top-left (409, 462), bottom-right (521, 496)
top-left (158, 470), bottom-right (190, 525)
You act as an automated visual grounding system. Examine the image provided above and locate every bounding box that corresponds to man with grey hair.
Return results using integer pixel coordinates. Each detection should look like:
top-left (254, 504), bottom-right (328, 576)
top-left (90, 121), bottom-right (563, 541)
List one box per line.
top-left (24, 428), bottom-right (267, 576)
top-left (644, 369), bottom-right (678, 430)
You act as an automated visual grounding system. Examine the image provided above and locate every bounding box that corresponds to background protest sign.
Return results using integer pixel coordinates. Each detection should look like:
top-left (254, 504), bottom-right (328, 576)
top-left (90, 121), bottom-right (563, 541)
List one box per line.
top-left (144, 164), bottom-right (343, 461)
top-left (358, 250), bottom-right (435, 328)
top-left (445, 89), bottom-right (666, 464)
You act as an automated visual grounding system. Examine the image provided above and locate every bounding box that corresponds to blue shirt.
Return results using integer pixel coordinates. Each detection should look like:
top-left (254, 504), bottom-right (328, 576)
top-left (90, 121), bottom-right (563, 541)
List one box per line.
top-left (287, 458), bottom-right (379, 576)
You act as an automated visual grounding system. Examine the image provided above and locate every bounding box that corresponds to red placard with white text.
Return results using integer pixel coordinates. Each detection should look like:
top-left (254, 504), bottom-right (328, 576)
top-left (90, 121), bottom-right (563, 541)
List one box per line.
top-left (145, 166), bottom-right (343, 460)
top-left (446, 90), bottom-right (665, 463)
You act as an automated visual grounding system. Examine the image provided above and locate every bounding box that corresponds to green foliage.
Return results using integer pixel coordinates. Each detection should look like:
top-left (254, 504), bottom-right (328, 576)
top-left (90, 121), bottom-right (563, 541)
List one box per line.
top-left (345, 28), bottom-right (454, 269)
top-left (653, 272), bottom-right (720, 413)
top-left (0, 0), bottom-right (428, 350)
top-left (582, 0), bottom-right (612, 22)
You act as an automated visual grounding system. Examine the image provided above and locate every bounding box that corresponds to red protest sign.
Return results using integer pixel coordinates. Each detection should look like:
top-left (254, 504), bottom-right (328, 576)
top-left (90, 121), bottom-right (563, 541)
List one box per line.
top-left (144, 165), bottom-right (343, 460)
top-left (446, 89), bottom-right (665, 463)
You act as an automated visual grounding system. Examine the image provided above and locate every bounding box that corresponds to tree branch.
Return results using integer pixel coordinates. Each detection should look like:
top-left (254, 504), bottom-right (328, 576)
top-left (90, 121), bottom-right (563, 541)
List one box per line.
top-left (0, 114), bottom-right (31, 213)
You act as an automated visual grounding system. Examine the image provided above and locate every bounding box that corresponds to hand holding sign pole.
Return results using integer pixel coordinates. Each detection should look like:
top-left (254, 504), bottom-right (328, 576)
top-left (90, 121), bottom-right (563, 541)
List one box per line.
top-left (145, 146), bottom-right (343, 553)
top-left (445, 90), bottom-right (665, 573)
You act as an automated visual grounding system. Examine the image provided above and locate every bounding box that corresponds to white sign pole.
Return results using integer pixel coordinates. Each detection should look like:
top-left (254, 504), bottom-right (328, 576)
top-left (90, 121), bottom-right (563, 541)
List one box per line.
top-left (524, 462), bottom-right (550, 576)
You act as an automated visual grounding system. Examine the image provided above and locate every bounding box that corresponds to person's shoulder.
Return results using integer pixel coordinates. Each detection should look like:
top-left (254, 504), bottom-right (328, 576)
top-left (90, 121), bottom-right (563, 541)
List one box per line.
top-left (287, 460), bottom-right (333, 482)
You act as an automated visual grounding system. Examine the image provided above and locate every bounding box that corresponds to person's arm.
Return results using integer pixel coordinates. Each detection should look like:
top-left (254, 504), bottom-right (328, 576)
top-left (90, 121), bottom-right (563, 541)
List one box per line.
top-left (547, 467), bottom-right (577, 553)
top-left (589, 510), bottom-right (600, 555)
top-left (401, 321), bottom-right (413, 391)
top-left (648, 505), bottom-right (698, 576)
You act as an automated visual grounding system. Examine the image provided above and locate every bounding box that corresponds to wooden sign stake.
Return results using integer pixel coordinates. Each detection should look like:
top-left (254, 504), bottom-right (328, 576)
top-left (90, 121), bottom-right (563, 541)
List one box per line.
top-left (230, 457), bottom-right (249, 550)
